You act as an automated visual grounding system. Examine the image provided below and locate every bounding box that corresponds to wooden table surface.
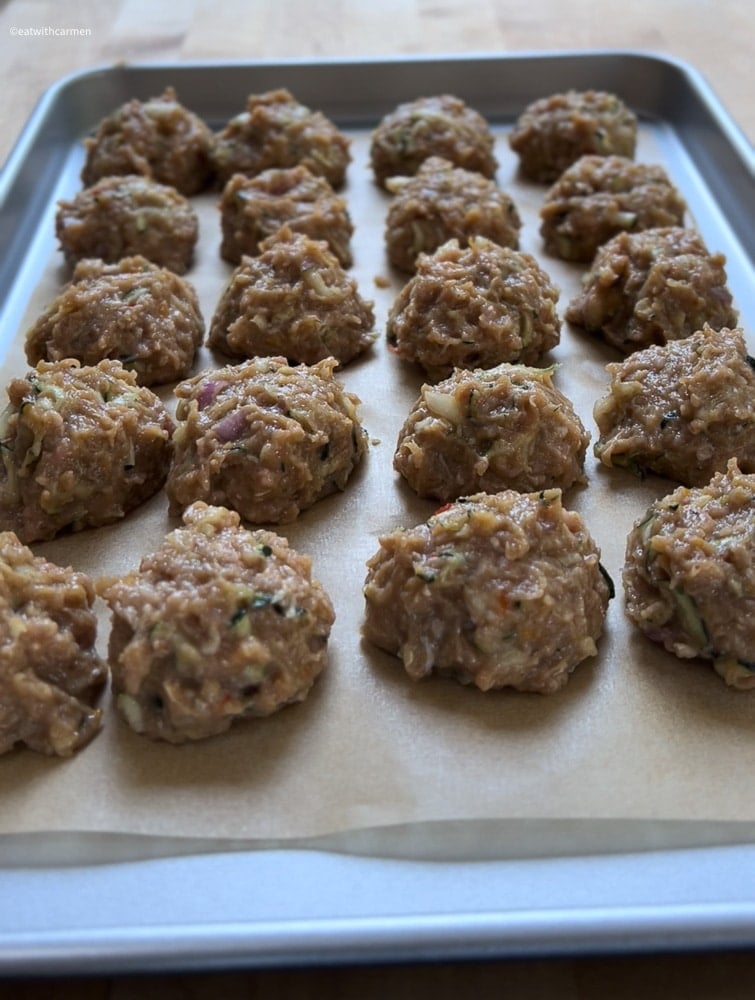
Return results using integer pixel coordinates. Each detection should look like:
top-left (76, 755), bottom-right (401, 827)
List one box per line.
top-left (1, 0), bottom-right (753, 996)
top-left (0, 0), bottom-right (753, 166)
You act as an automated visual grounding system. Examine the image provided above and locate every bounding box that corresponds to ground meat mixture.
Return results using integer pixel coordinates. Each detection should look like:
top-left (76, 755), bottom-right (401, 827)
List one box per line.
top-left (25, 256), bottom-right (204, 387)
top-left (219, 165), bottom-right (353, 267)
top-left (208, 230), bottom-right (375, 366)
top-left (370, 94), bottom-right (498, 189)
top-left (394, 363), bottom-right (589, 501)
top-left (363, 490), bottom-right (612, 693)
top-left (386, 237), bottom-right (561, 381)
top-left (0, 532), bottom-right (107, 756)
top-left (212, 88), bottom-right (351, 189)
top-left (384, 156), bottom-right (522, 274)
top-left (55, 174), bottom-right (199, 275)
top-left (622, 459), bottom-right (755, 689)
top-left (565, 227), bottom-right (738, 353)
top-left (508, 89), bottom-right (638, 183)
top-left (540, 155), bottom-right (686, 262)
top-left (166, 356), bottom-right (367, 524)
top-left (99, 502), bottom-right (334, 743)
top-left (593, 325), bottom-right (755, 486)
top-left (81, 86), bottom-right (215, 196)
top-left (0, 359), bottom-right (174, 544)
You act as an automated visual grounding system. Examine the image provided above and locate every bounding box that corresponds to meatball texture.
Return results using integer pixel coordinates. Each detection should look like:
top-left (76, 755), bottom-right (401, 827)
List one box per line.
top-left (166, 356), bottom-right (367, 524)
top-left (370, 94), bottom-right (498, 188)
top-left (26, 256), bottom-right (204, 387)
top-left (99, 502), bottom-right (335, 743)
top-left (0, 359), bottom-right (175, 544)
top-left (386, 237), bottom-right (561, 381)
top-left (384, 156), bottom-right (522, 274)
top-left (623, 460), bottom-right (755, 689)
top-left (219, 165), bottom-right (353, 267)
top-left (81, 87), bottom-right (215, 196)
top-left (55, 174), bottom-right (199, 275)
top-left (208, 230), bottom-right (375, 366)
top-left (566, 227), bottom-right (738, 353)
top-left (509, 89), bottom-right (638, 183)
top-left (540, 155), bottom-right (686, 262)
top-left (0, 532), bottom-right (107, 756)
top-left (593, 326), bottom-right (755, 487)
top-left (363, 490), bottom-right (612, 693)
top-left (394, 364), bottom-right (589, 501)
top-left (212, 88), bottom-right (351, 189)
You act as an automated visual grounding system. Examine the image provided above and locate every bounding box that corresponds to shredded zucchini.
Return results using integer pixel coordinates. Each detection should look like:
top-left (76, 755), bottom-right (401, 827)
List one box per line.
top-left (670, 586), bottom-right (709, 650)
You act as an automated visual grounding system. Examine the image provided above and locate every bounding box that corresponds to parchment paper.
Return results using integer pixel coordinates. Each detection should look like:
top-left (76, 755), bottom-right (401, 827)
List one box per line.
top-left (1, 122), bottom-right (753, 864)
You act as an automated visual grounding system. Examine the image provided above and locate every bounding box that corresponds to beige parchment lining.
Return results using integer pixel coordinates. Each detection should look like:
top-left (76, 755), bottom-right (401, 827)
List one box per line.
top-left (0, 119), bottom-right (753, 865)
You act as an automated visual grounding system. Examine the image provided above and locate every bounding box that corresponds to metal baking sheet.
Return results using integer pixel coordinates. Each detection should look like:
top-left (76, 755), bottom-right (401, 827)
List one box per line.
top-left (0, 50), bottom-right (754, 974)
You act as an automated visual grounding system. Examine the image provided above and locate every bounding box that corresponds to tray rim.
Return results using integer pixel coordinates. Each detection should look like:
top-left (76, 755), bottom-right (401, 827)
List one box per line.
top-left (3, 842), bottom-right (755, 975)
top-left (3, 46), bottom-right (754, 179)
top-left (0, 48), bottom-right (754, 973)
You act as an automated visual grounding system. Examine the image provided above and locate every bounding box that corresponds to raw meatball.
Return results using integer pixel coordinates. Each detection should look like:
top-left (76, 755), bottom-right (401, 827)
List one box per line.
top-left (0, 532), bottom-right (107, 756)
top-left (55, 174), bottom-right (199, 275)
top-left (363, 490), bottom-right (612, 693)
top-left (384, 156), bottom-right (522, 274)
top-left (394, 363), bottom-right (589, 501)
top-left (25, 256), bottom-right (204, 387)
top-left (208, 229), bottom-right (375, 366)
top-left (370, 94), bottom-right (497, 188)
top-left (81, 86), bottom-right (215, 196)
top-left (509, 89), bottom-right (638, 183)
top-left (540, 155), bottom-right (686, 262)
top-left (212, 88), bottom-right (351, 189)
top-left (623, 459), bottom-right (755, 689)
top-left (219, 165), bottom-right (353, 267)
top-left (593, 325), bottom-right (755, 486)
top-left (99, 502), bottom-right (335, 743)
top-left (166, 356), bottom-right (367, 524)
top-left (386, 237), bottom-right (561, 381)
top-left (566, 226), bottom-right (738, 353)
top-left (0, 359), bottom-right (175, 544)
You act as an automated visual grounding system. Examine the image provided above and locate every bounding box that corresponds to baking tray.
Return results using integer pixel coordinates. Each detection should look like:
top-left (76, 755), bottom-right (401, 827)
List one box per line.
top-left (0, 50), bottom-right (754, 975)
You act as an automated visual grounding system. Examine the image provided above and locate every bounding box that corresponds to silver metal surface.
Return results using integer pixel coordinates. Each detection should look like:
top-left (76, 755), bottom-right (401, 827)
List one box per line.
top-left (0, 50), bottom-right (753, 974)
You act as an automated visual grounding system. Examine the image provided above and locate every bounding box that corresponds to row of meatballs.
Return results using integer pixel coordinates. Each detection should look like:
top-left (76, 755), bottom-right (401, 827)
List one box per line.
top-left (24, 217), bottom-right (744, 415)
top-left (75, 84), bottom-right (642, 197)
top-left (2, 454), bottom-right (753, 758)
top-left (8, 305), bottom-right (755, 552)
